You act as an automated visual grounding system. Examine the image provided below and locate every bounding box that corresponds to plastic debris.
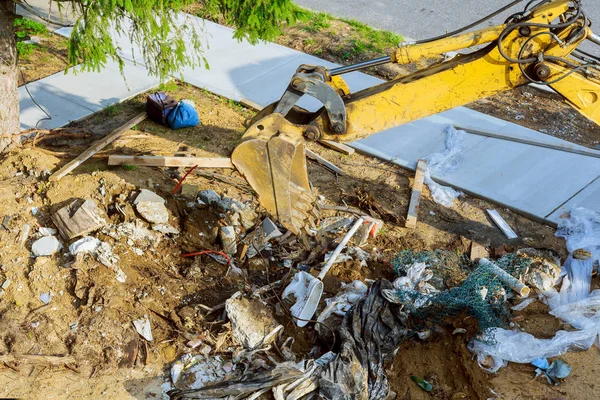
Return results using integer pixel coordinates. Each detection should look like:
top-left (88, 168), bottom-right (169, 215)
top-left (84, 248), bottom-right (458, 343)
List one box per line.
top-left (533, 358), bottom-right (572, 384)
top-left (422, 125), bottom-right (464, 207)
top-left (411, 376), bottom-right (433, 392)
top-left (316, 280), bottom-right (368, 336)
top-left (31, 236), bottom-right (62, 257)
top-left (219, 226), bottom-right (237, 256)
top-left (132, 315), bottom-right (153, 341)
top-left (40, 292), bottom-right (52, 304)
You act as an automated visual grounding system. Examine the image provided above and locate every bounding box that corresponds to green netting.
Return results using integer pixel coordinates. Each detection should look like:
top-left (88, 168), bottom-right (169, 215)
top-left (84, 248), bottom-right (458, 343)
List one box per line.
top-left (390, 250), bottom-right (534, 342)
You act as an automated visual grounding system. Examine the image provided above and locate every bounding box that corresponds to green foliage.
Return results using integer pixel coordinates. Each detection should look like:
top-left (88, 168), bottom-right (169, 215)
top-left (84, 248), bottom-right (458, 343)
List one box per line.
top-left (301, 12), bottom-right (331, 32)
top-left (14, 17), bottom-right (47, 35)
top-left (16, 42), bottom-right (35, 58)
top-left (14, 17), bottom-right (47, 58)
top-left (303, 38), bottom-right (317, 46)
top-left (105, 104), bottom-right (122, 116)
top-left (121, 164), bottom-right (137, 171)
top-left (158, 80), bottom-right (179, 92)
top-left (341, 18), bottom-right (403, 52)
top-left (62, 0), bottom-right (302, 80)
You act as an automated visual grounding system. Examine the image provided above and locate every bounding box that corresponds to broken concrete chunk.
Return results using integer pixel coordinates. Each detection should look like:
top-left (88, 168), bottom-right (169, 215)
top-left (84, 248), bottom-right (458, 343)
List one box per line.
top-left (136, 201), bottom-right (170, 224)
top-left (69, 236), bottom-right (102, 255)
top-left (262, 218), bottom-right (283, 242)
top-left (31, 236), bottom-right (62, 257)
top-left (38, 227), bottom-right (57, 237)
top-left (470, 241), bottom-right (489, 262)
top-left (219, 226), bottom-right (237, 256)
top-left (152, 223), bottom-right (180, 235)
top-left (225, 294), bottom-right (281, 349)
top-left (198, 190), bottom-right (221, 206)
top-left (134, 189), bottom-right (165, 205)
top-left (52, 199), bottom-right (107, 240)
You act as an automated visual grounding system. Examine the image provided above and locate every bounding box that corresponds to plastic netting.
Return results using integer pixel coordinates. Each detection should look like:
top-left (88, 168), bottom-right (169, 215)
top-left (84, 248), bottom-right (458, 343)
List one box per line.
top-left (390, 250), bottom-right (534, 341)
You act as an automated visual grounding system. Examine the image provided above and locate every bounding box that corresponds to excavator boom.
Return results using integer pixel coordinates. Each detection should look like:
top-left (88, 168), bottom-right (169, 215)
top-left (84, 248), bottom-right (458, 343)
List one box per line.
top-left (231, 0), bottom-right (600, 234)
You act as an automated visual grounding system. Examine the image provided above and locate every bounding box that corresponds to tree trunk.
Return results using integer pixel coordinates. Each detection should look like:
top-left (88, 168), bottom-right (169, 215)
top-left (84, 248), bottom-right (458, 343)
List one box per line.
top-left (0, 0), bottom-right (19, 151)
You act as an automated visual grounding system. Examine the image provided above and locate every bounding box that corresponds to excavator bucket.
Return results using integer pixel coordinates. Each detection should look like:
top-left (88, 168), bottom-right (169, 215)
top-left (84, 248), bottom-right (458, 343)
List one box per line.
top-left (231, 114), bottom-right (318, 235)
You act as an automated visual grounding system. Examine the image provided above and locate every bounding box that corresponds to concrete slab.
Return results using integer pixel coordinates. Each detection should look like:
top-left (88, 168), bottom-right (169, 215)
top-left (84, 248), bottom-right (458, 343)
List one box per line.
top-left (435, 138), bottom-right (600, 219)
top-left (27, 60), bottom-right (160, 112)
top-left (19, 85), bottom-right (94, 130)
top-left (546, 177), bottom-right (600, 223)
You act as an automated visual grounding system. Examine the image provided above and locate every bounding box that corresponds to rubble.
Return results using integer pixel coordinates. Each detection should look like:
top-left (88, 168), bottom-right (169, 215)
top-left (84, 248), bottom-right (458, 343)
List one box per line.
top-left (225, 294), bottom-right (281, 349)
top-left (52, 199), bottom-right (107, 240)
top-left (180, 183), bottom-right (199, 199)
top-left (31, 236), bottom-right (62, 257)
top-left (38, 227), bottom-right (57, 237)
top-left (132, 315), bottom-right (153, 341)
top-left (219, 226), bottom-right (237, 256)
top-left (136, 200), bottom-right (170, 224)
top-left (152, 223), bottom-right (180, 235)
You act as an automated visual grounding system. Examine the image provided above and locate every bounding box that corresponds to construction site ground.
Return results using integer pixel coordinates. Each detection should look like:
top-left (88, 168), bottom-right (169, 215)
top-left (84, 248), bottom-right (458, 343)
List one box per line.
top-left (6, 14), bottom-right (600, 400)
top-left (2, 78), bottom-right (599, 399)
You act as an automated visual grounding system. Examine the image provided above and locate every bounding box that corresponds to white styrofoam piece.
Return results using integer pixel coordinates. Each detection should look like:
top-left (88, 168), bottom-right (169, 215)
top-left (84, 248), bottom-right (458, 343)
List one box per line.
top-left (546, 177), bottom-right (600, 223)
top-left (438, 138), bottom-right (600, 218)
top-left (19, 85), bottom-right (94, 130)
top-left (27, 60), bottom-right (160, 112)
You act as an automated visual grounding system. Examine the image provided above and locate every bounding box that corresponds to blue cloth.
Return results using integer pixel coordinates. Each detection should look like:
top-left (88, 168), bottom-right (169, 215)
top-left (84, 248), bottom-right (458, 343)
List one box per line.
top-left (167, 100), bottom-right (200, 129)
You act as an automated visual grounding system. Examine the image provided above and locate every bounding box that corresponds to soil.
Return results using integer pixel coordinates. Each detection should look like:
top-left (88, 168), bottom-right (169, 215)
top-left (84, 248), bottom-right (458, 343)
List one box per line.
top-left (17, 33), bottom-right (70, 86)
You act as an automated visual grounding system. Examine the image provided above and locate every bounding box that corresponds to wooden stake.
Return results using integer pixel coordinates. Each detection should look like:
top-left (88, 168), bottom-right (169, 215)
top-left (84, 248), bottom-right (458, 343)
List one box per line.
top-left (405, 159), bottom-right (427, 229)
top-left (305, 149), bottom-right (345, 175)
top-left (108, 155), bottom-right (233, 168)
top-left (318, 140), bottom-right (355, 155)
top-left (49, 112), bottom-right (147, 181)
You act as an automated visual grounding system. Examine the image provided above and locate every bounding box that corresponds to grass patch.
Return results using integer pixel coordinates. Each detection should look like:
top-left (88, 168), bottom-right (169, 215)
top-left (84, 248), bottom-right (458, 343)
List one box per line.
top-left (105, 104), bottom-right (123, 117)
top-left (159, 80), bottom-right (179, 93)
top-left (301, 12), bottom-right (331, 33)
top-left (14, 17), bottom-right (48, 58)
top-left (341, 18), bottom-right (403, 52)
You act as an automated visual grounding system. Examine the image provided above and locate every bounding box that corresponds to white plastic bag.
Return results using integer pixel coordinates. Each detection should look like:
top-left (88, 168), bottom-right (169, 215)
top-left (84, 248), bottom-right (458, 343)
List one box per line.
top-left (469, 327), bottom-right (598, 373)
top-left (422, 125), bottom-right (465, 207)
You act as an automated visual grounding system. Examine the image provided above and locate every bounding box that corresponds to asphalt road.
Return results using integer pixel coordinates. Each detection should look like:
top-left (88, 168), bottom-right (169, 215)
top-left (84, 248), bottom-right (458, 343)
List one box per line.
top-left (294, 0), bottom-right (599, 51)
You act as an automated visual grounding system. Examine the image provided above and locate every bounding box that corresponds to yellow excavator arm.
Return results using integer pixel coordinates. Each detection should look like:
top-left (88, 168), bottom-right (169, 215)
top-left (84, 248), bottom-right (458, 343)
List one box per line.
top-left (232, 0), bottom-right (600, 234)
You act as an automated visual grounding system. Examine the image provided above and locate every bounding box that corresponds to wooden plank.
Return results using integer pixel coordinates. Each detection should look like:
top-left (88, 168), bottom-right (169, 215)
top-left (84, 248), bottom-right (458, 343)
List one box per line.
top-left (52, 199), bottom-right (107, 240)
top-left (108, 155), bottom-right (234, 168)
top-left (318, 140), bottom-right (355, 155)
top-left (405, 159), bottom-right (427, 229)
top-left (305, 149), bottom-right (345, 175)
top-left (49, 112), bottom-right (147, 181)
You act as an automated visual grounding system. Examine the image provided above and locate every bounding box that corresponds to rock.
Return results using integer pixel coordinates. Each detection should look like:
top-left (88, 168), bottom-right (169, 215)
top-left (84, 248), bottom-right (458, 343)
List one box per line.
top-left (38, 227), bottom-right (57, 236)
top-left (31, 236), bottom-right (62, 257)
top-left (469, 241), bottom-right (489, 262)
top-left (134, 189), bottom-right (165, 205)
top-left (152, 223), bottom-right (180, 235)
top-left (225, 294), bottom-right (281, 349)
top-left (219, 226), bottom-right (237, 256)
top-left (69, 236), bottom-right (101, 255)
top-left (262, 218), bottom-right (282, 241)
top-left (180, 184), bottom-right (199, 200)
top-left (573, 248), bottom-right (592, 260)
top-left (136, 201), bottom-right (170, 224)
top-left (198, 190), bottom-right (221, 206)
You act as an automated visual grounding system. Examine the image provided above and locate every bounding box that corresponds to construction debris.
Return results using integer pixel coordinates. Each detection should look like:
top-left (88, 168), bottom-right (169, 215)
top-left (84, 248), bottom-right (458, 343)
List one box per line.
top-left (487, 209), bottom-right (518, 239)
top-left (52, 199), bottom-right (107, 240)
top-left (225, 294), bottom-right (281, 349)
top-left (406, 159), bottom-right (427, 229)
top-left (31, 236), bottom-right (62, 257)
top-left (134, 189), bottom-right (170, 224)
top-left (132, 315), bottom-right (153, 341)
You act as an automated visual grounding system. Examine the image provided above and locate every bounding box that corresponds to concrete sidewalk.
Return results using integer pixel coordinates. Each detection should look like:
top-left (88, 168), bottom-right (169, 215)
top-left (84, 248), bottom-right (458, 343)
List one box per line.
top-left (18, 11), bottom-right (599, 226)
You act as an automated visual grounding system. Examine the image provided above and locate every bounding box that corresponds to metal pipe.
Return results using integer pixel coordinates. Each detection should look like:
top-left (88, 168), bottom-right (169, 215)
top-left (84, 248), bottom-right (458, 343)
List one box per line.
top-left (588, 32), bottom-right (600, 46)
top-left (330, 56), bottom-right (391, 76)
